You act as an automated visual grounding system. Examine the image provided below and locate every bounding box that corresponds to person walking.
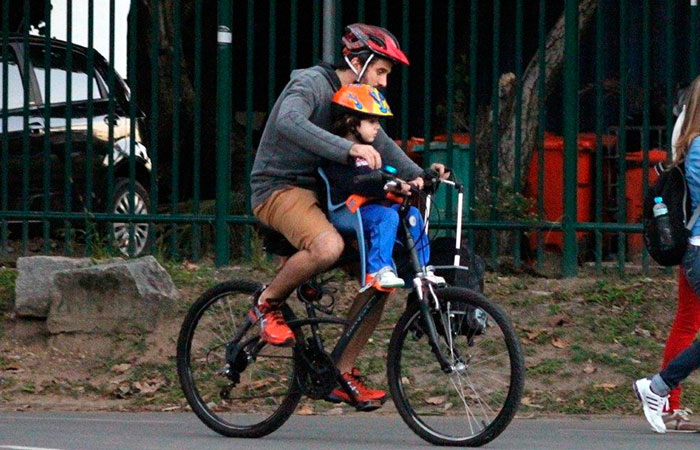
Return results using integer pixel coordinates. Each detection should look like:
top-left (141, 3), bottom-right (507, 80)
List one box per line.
top-left (634, 75), bottom-right (700, 433)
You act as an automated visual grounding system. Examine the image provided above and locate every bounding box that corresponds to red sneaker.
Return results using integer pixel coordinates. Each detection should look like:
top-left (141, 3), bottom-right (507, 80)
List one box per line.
top-left (248, 298), bottom-right (295, 347)
top-left (328, 368), bottom-right (387, 405)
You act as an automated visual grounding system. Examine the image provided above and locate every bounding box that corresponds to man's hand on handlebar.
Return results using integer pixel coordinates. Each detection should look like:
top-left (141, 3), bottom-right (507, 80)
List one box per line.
top-left (408, 177), bottom-right (424, 191)
top-left (349, 144), bottom-right (382, 169)
top-left (430, 163), bottom-right (451, 180)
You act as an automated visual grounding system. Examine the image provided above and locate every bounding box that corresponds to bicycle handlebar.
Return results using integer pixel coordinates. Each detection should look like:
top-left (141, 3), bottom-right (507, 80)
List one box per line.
top-left (352, 166), bottom-right (452, 197)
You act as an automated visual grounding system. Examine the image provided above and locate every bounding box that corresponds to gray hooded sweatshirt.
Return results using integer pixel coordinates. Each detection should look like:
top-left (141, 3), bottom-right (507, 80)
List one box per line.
top-left (250, 63), bottom-right (423, 210)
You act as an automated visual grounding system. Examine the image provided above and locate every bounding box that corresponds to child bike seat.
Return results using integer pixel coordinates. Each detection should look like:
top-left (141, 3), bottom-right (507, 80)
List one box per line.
top-left (317, 167), bottom-right (369, 283)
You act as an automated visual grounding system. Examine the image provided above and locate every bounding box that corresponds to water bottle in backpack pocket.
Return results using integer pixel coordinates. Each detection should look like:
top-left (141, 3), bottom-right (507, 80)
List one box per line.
top-left (652, 197), bottom-right (675, 251)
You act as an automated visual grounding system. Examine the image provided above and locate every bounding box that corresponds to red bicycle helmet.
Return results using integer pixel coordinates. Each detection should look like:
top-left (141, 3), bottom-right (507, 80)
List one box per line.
top-left (342, 23), bottom-right (410, 66)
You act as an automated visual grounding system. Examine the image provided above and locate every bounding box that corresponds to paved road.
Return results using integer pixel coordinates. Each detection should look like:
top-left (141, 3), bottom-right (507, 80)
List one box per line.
top-left (0, 412), bottom-right (697, 449)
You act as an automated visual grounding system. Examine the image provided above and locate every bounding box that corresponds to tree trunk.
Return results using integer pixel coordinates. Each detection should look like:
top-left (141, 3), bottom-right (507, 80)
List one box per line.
top-left (474, 0), bottom-right (598, 213)
top-left (133, 0), bottom-right (210, 202)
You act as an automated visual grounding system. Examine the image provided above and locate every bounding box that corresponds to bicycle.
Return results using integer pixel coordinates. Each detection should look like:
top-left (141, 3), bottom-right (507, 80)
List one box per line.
top-left (176, 168), bottom-right (525, 447)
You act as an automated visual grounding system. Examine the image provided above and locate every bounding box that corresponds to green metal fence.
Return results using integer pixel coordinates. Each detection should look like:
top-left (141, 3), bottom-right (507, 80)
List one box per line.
top-left (0, 0), bottom-right (697, 277)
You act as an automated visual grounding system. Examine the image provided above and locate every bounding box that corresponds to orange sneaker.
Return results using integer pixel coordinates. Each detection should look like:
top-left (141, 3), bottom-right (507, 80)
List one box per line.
top-left (248, 298), bottom-right (295, 347)
top-left (328, 368), bottom-right (387, 406)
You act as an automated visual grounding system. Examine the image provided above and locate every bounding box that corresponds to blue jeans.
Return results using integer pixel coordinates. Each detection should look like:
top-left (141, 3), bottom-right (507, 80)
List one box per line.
top-left (653, 244), bottom-right (700, 395)
top-left (360, 203), bottom-right (430, 274)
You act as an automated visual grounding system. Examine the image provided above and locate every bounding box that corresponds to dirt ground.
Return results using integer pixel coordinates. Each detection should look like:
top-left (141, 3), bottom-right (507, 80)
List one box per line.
top-left (0, 257), bottom-right (696, 417)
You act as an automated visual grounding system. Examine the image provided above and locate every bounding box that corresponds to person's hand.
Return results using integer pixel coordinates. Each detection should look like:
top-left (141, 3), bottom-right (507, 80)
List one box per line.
top-left (430, 163), bottom-right (451, 180)
top-left (408, 177), bottom-right (424, 190)
top-left (399, 181), bottom-right (412, 195)
top-left (349, 144), bottom-right (382, 169)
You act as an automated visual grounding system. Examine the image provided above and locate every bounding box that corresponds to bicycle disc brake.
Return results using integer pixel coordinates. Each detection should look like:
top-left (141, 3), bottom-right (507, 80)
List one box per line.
top-left (295, 339), bottom-right (337, 399)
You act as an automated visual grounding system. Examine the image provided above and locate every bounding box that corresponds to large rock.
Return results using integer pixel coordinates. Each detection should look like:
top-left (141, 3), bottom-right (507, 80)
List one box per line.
top-left (47, 256), bottom-right (178, 334)
top-left (15, 256), bottom-right (95, 318)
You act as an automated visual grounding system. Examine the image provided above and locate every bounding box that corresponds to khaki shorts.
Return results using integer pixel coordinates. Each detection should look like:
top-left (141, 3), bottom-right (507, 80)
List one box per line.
top-left (253, 187), bottom-right (337, 251)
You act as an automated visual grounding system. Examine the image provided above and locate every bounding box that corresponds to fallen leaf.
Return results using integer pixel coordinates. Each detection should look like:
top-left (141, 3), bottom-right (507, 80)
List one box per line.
top-left (527, 330), bottom-right (544, 341)
top-left (161, 405), bottom-right (179, 412)
top-left (425, 395), bottom-right (447, 405)
top-left (551, 336), bottom-right (569, 349)
top-left (248, 377), bottom-right (275, 390)
top-left (184, 261), bottom-right (199, 271)
top-left (529, 290), bottom-right (553, 297)
top-left (594, 383), bottom-right (617, 391)
top-left (444, 402), bottom-right (453, 411)
top-left (327, 407), bottom-right (344, 416)
top-left (401, 377), bottom-right (411, 385)
top-left (634, 327), bottom-right (651, 338)
top-left (297, 404), bottom-right (315, 415)
top-left (110, 363), bottom-right (131, 374)
top-left (583, 360), bottom-right (596, 374)
top-left (521, 397), bottom-right (544, 409)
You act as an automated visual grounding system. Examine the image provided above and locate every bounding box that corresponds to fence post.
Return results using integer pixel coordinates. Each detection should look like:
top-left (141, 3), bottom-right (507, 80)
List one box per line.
top-left (215, 0), bottom-right (233, 267)
top-left (322, 0), bottom-right (335, 63)
top-left (562, 0), bottom-right (579, 277)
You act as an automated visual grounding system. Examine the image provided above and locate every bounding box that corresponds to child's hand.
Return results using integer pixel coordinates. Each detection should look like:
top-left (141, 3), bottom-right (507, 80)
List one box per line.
top-left (349, 144), bottom-right (382, 169)
top-left (398, 181), bottom-right (413, 195)
top-left (384, 180), bottom-right (413, 196)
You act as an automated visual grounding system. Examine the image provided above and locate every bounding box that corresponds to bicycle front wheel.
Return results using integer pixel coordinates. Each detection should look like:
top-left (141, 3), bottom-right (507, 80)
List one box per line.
top-left (176, 280), bottom-right (301, 438)
top-left (387, 288), bottom-right (524, 447)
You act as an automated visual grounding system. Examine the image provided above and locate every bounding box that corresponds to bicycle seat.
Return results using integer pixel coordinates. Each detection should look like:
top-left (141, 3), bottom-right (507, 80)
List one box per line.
top-left (317, 167), bottom-right (368, 283)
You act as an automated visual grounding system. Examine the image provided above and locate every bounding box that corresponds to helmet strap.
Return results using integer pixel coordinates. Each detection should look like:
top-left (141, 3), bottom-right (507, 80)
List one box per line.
top-left (344, 53), bottom-right (375, 83)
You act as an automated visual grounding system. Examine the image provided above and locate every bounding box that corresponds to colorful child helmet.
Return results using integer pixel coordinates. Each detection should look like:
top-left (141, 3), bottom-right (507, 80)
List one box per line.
top-left (342, 23), bottom-right (410, 66)
top-left (332, 84), bottom-right (393, 118)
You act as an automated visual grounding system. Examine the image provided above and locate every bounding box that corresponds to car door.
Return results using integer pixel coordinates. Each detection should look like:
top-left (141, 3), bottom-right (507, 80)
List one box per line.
top-left (28, 43), bottom-right (109, 212)
top-left (0, 43), bottom-right (44, 212)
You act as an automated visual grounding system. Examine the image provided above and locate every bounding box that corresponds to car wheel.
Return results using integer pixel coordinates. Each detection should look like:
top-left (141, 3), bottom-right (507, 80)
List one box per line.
top-left (110, 178), bottom-right (151, 257)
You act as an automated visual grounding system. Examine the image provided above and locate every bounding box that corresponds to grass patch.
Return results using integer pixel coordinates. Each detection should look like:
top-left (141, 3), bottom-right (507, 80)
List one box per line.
top-left (528, 358), bottom-right (566, 376)
top-left (0, 267), bottom-right (17, 311)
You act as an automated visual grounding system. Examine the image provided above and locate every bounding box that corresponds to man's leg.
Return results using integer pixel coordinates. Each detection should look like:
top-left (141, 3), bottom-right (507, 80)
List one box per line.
top-left (261, 229), bottom-right (344, 303)
top-left (252, 187), bottom-right (344, 345)
top-left (336, 290), bottom-right (391, 374)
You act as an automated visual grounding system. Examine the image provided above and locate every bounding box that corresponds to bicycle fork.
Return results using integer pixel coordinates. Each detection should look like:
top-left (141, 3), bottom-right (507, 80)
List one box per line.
top-left (414, 279), bottom-right (455, 374)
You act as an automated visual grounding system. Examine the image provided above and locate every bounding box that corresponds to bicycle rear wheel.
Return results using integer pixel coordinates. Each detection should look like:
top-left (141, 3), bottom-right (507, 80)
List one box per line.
top-left (387, 288), bottom-right (524, 447)
top-left (176, 280), bottom-right (301, 438)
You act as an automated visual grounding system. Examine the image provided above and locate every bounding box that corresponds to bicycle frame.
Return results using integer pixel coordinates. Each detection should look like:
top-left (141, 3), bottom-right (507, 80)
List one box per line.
top-left (292, 179), bottom-right (469, 385)
top-left (225, 178), bottom-right (468, 406)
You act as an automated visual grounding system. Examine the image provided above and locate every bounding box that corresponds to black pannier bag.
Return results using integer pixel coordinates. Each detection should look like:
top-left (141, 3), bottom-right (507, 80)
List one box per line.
top-left (424, 237), bottom-right (487, 337)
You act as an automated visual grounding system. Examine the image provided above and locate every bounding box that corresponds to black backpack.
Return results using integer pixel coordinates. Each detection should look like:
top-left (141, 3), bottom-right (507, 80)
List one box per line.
top-left (643, 163), bottom-right (695, 266)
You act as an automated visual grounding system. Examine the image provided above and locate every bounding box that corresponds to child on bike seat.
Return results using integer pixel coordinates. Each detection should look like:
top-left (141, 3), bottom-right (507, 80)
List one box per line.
top-left (324, 84), bottom-right (443, 290)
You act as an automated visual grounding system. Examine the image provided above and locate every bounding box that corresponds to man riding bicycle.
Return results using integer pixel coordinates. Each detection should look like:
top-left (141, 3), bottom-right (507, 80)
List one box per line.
top-left (249, 23), bottom-right (448, 406)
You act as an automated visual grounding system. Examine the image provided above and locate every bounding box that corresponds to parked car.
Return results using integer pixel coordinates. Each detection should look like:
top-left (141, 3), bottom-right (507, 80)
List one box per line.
top-left (0, 35), bottom-right (152, 256)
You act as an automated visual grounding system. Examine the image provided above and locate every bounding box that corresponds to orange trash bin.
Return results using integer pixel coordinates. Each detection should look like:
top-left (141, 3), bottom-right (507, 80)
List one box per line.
top-left (525, 133), bottom-right (604, 253)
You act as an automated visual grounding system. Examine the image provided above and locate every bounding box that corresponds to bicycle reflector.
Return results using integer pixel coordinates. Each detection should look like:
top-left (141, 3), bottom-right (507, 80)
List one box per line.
top-left (384, 165), bottom-right (397, 175)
